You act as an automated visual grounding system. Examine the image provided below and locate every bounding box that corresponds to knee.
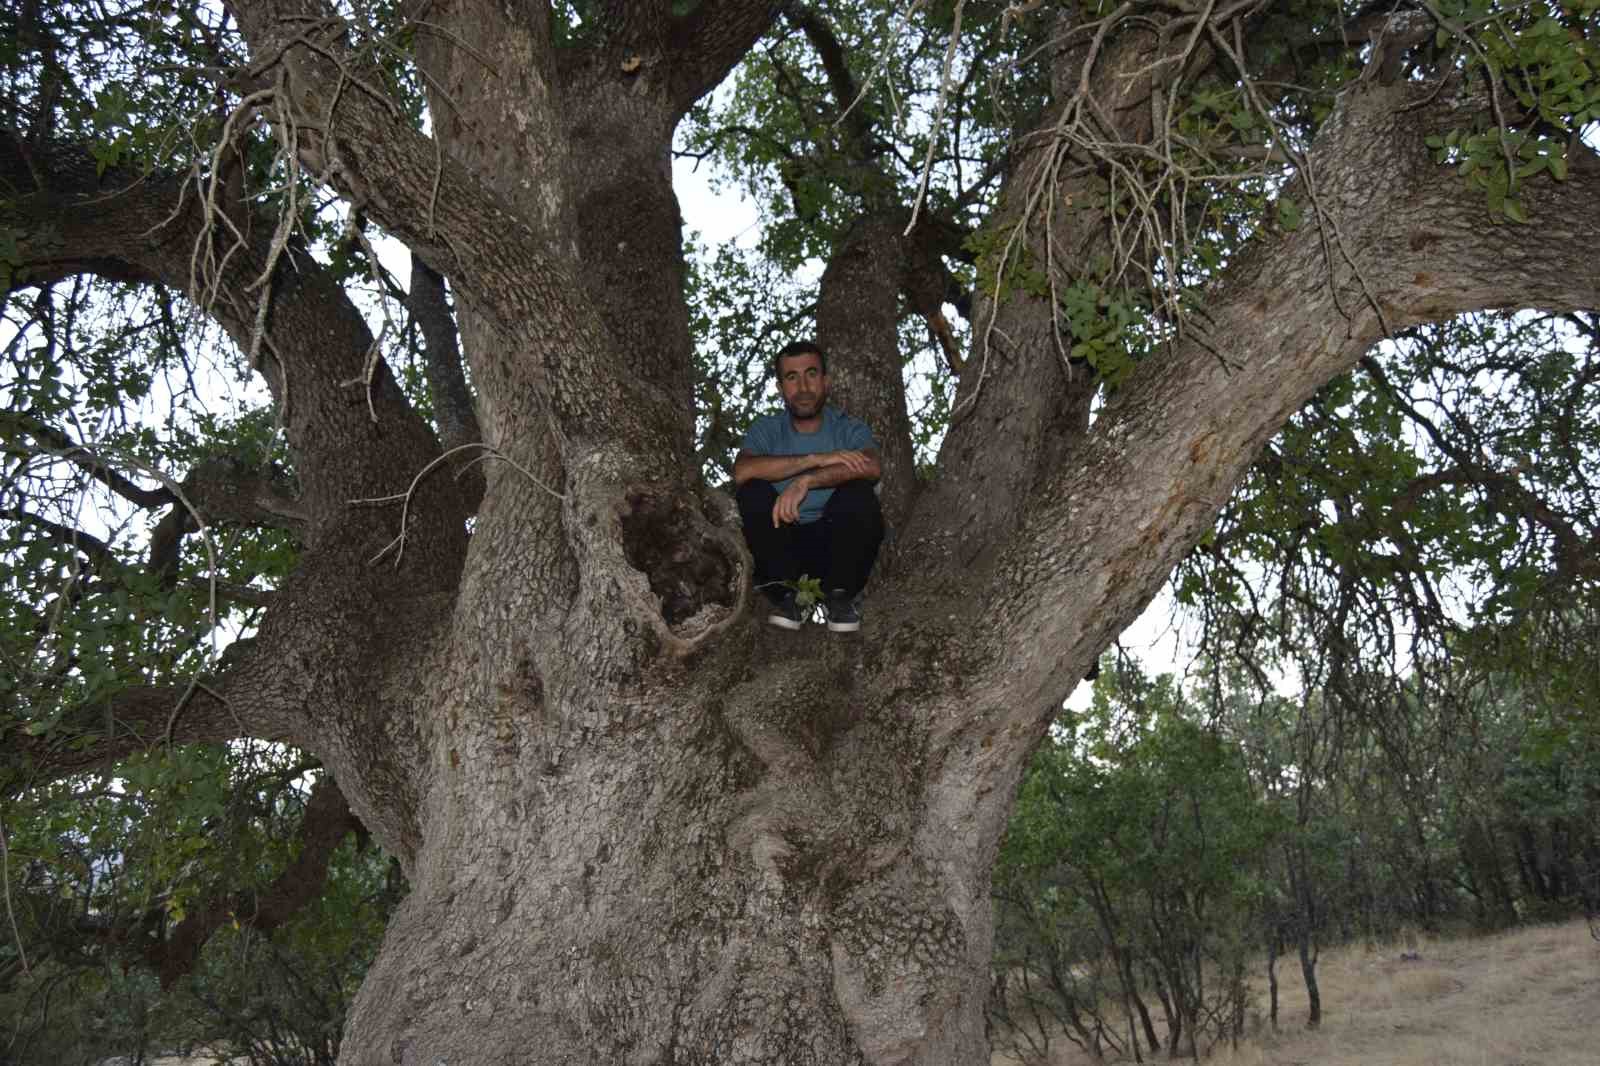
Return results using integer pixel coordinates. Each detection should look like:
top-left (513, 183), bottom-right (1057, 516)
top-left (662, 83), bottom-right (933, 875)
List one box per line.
top-left (736, 480), bottom-right (776, 522)
top-left (826, 480), bottom-right (883, 525)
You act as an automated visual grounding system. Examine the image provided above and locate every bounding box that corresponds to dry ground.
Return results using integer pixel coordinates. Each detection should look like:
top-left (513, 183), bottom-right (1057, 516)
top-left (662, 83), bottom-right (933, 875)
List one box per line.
top-left (995, 918), bottom-right (1600, 1066)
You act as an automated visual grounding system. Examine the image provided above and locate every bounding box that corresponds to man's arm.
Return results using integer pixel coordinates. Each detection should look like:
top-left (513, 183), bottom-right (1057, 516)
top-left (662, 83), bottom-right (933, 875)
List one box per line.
top-left (768, 450), bottom-right (882, 526)
top-left (784, 449), bottom-right (880, 489)
top-left (732, 449), bottom-right (878, 488)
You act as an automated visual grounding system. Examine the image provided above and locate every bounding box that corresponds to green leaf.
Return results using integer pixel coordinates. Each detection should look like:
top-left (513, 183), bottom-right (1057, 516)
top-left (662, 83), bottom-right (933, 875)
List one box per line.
top-left (1276, 199), bottom-right (1302, 232)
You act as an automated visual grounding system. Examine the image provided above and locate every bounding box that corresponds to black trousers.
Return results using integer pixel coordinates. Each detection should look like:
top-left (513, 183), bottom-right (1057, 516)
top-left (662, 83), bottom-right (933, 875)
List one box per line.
top-left (736, 480), bottom-right (884, 601)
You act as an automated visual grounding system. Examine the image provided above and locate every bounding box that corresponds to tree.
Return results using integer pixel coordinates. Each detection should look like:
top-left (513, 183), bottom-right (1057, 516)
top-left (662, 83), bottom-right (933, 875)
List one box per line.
top-left (3, 0), bottom-right (1598, 1062)
top-left (994, 662), bottom-right (1276, 1061)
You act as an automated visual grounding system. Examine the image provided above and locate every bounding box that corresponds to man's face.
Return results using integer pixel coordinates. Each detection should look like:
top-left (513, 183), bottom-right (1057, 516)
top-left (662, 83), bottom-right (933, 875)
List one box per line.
top-left (777, 351), bottom-right (828, 420)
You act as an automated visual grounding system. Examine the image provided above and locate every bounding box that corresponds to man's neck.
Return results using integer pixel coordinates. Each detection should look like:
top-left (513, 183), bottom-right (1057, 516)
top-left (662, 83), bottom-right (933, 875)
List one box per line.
top-left (789, 408), bottom-right (824, 434)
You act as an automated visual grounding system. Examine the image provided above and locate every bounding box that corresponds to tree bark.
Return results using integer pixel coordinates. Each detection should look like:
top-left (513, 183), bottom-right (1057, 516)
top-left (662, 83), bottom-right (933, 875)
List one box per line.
top-left (1266, 926), bottom-right (1281, 1032)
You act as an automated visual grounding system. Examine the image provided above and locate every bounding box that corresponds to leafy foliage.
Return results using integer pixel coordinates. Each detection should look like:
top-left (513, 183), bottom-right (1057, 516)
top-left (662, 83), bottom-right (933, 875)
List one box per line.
top-left (995, 663), bottom-right (1280, 1059)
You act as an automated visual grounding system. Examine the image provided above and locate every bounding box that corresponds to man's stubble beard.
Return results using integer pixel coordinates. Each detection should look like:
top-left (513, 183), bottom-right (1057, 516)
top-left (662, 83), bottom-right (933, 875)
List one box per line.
top-left (785, 391), bottom-right (824, 421)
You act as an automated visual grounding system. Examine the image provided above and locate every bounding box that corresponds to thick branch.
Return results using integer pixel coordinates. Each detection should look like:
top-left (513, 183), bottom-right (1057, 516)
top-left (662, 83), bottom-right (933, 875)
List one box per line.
top-left (815, 214), bottom-right (920, 534)
top-left (228, 0), bottom-right (686, 469)
top-left (2, 566), bottom-right (450, 871)
top-left (592, 0), bottom-right (671, 53)
top-left (145, 773), bottom-right (361, 989)
top-left (903, 19), bottom-right (1164, 569)
top-left (1, 133), bottom-right (463, 570)
top-left (3, 678), bottom-right (251, 794)
top-left (147, 456), bottom-right (307, 585)
top-left (982, 76), bottom-right (1600, 732)
top-left (408, 253), bottom-right (480, 454)
top-left (181, 456), bottom-right (308, 532)
top-left (665, 0), bottom-right (783, 116)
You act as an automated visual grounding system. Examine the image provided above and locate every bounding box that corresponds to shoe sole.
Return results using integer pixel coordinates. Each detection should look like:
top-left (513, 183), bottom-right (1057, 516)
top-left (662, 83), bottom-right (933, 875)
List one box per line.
top-left (826, 619), bottom-right (860, 633)
top-left (767, 613), bottom-right (803, 631)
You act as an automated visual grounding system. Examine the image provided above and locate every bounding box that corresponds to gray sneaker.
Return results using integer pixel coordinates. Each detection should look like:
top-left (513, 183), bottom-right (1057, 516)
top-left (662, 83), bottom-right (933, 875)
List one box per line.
top-left (767, 591), bottom-right (804, 630)
top-left (823, 591), bottom-right (861, 633)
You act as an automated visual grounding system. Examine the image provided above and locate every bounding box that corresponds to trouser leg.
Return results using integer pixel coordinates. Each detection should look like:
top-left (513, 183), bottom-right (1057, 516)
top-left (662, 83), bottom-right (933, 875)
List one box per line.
top-left (820, 480), bottom-right (885, 597)
top-left (737, 481), bottom-right (801, 601)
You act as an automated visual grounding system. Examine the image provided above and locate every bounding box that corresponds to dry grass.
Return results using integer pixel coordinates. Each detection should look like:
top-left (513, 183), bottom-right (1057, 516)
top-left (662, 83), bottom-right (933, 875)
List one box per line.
top-left (996, 918), bottom-right (1600, 1066)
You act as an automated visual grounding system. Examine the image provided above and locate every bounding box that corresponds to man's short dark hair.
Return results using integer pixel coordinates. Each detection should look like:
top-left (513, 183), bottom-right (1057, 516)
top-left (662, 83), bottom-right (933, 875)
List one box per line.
top-left (775, 339), bottom-right (828, 378)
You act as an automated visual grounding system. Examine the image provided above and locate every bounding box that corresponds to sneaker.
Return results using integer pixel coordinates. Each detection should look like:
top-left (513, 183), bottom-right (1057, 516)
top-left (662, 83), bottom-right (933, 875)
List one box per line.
top-left (766, 591), bottom-right (804, 631)
top-left (823, 591), bottom-right (861, 633)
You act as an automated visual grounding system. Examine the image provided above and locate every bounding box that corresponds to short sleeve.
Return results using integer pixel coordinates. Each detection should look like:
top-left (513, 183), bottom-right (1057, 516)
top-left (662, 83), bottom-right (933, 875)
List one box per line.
top-left (740, 416), bottom-right (775, 455)
top-left (843, 416), bottom-right (877, 451)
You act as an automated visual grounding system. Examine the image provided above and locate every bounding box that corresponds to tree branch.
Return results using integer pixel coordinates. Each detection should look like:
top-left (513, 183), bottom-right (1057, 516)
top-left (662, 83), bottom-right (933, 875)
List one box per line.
top-left (145, 773), bottom-right (361, 989)
top-left (227, 0), bottom-right (686, 470)
top-left (977, 74), bottom-right (1600, 737)
top-left (3, 680), bottom-right (247, 795)
top-left (4, 508), bottom-right (119, 569)
top-left (665, 0), bottom-right (782, 115)
top-left (181, 456), bottom-right (308, 532)
top-left (782, 3), bottom-right (874, 150)
top-left (903, 17), bottom-right (1163, 570)
top-left (0, 412), bottom-right (175, 511)
top-left (592, 0), bottom-right (672, 53)
top-left (407, 252), bottom-right (480, 454)
top-left (2, 132), bottom-right (467, 584)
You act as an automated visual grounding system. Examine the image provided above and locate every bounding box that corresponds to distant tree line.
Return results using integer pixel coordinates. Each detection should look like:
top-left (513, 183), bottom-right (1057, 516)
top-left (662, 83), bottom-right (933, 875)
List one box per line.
top-left (989, 649), bottom-right (1600, 1063)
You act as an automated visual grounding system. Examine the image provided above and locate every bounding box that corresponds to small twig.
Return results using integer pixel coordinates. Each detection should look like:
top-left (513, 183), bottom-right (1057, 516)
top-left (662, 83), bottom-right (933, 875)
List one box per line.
top-left (339, 215), bottom-right (403, 422)
top-left (1415, 0), bottom-right (1519, 196)
top-left (836, 0), bottom-right (925, 134)
top-left (0, 816), bottom-right (29, 980)
top-left (165, 675), bottom-right (206, 746)
top-left (905, 0), bottom-right (964, 234)
top-left (352, 443), bottom-right (566, 568)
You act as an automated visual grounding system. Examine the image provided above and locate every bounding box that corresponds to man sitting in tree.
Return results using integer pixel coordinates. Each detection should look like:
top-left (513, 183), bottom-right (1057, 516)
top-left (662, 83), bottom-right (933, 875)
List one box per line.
top-left (733, 340), bottom-right (884, 632)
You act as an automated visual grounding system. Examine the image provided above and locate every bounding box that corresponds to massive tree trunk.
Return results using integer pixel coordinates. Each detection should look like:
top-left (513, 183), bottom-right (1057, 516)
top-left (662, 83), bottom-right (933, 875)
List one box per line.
top-left (6, 2), bottom-right (1600, 1063)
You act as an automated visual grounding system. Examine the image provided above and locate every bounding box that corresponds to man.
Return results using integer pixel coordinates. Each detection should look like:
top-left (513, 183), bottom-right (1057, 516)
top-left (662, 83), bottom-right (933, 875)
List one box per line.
top-left (733, 340), bottom-right (885, 632)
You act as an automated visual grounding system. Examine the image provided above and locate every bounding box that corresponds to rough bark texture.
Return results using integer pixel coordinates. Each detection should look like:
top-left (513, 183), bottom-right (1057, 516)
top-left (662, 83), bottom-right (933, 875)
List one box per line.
top-left (816, 214), bottom-right (921, 536)
top-left (6, 2), bottom-right (1600, 1063)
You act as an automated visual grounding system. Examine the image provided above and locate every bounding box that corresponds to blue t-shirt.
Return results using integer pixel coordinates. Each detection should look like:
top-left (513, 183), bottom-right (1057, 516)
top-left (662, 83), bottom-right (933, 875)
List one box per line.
top-left (740, 406), bottom-right (878, 524)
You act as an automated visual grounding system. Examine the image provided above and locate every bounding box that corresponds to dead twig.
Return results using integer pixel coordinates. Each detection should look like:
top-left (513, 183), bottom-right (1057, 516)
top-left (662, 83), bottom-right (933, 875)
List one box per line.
top-left (352, 443), bottom-right (566, 568)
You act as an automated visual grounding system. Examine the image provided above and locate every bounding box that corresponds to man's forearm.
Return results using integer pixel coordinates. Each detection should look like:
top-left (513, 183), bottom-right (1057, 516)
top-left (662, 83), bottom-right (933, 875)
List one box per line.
top-left (733, 453), bottom-right (833, 487)
top-left (792, 458), bottom-right (878, 490)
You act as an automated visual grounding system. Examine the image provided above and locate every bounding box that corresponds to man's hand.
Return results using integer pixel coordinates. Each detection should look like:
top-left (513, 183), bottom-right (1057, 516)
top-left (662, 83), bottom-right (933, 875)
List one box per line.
top-left (823, 450), bottom-right (874, 476)
top-left (773, 476), bottom-right (811, 527)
